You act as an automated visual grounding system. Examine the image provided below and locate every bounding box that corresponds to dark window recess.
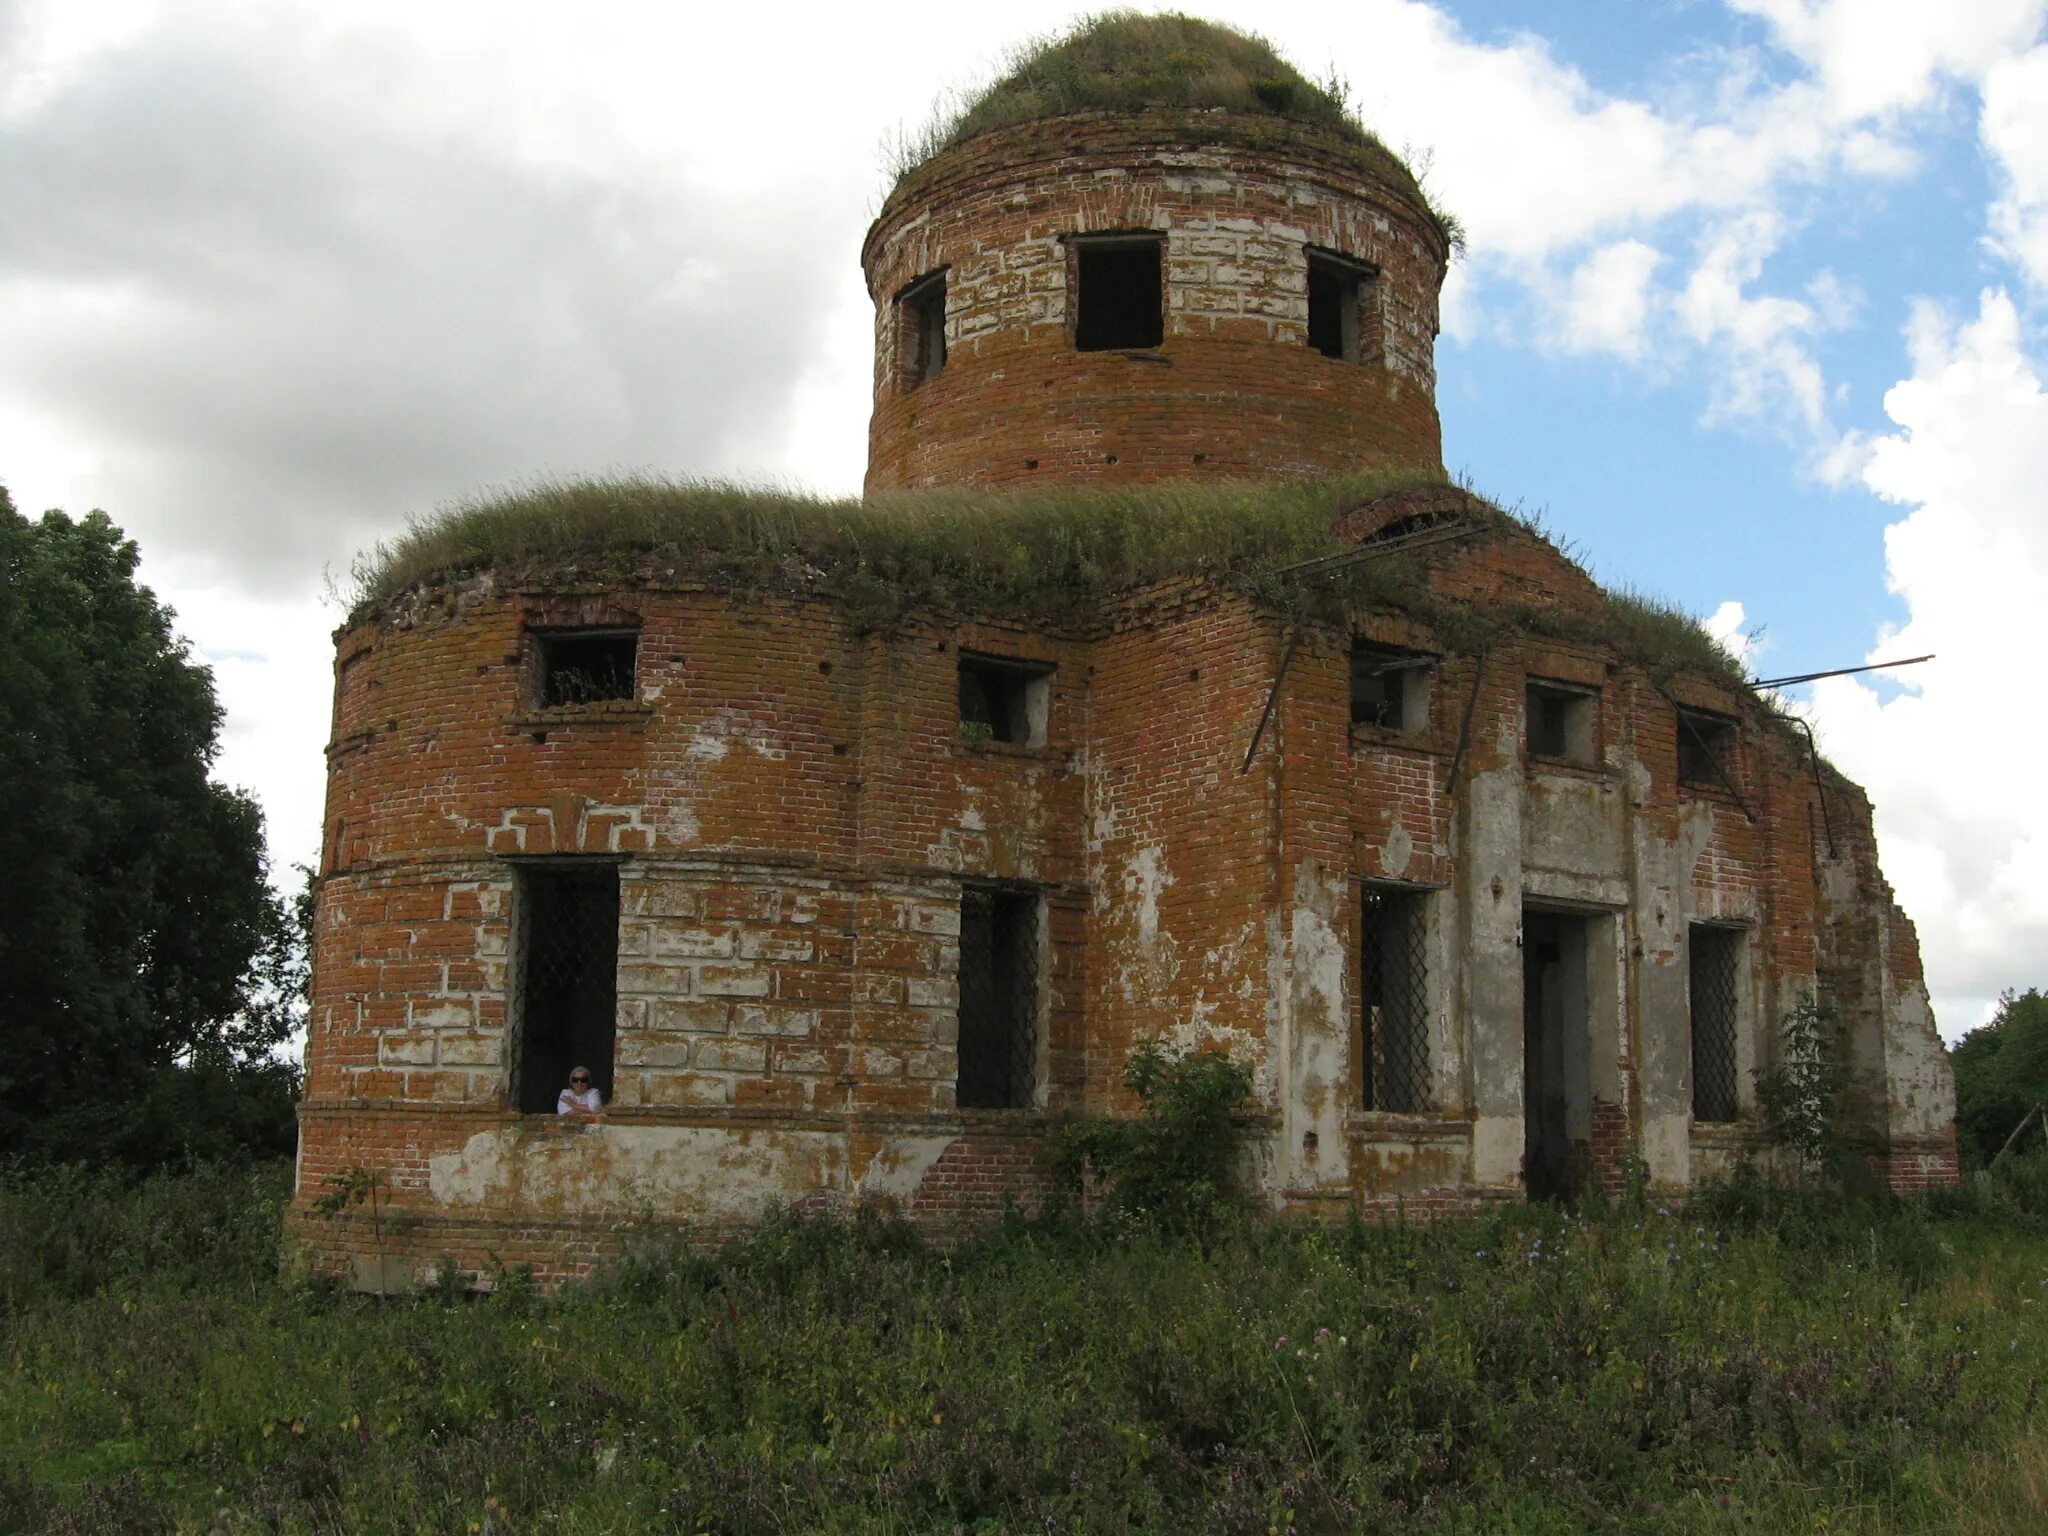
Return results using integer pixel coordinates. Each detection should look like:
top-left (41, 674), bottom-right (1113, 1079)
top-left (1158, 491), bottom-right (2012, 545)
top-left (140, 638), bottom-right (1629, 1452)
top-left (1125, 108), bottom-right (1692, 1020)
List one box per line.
top-left (901, 270), bottom-right (947, 385)
top-left (958, 654), bottom-right (1049, 745)
top-left (1307, 251), bottom-right (1371, 361)
top-left (538, 631), bottom-right (637, 706)
top-left (514, 864), bottom-right (620, 1113)
top-left (957, 887), bottom-right (1039, 1109)
top-left (1075, 237), bottom-right (1164, 351)
top-left (1689, 924), bottom-right (1741, 1123)
top-left (1678, 708), bottom-right (1738, 788)
top-left (1526, 679), bottom-right (1596, 762)
top-left (1361, 888), bottom-right (1430, 1112)
top-left (1351, 642), bottom-right (1432, 731)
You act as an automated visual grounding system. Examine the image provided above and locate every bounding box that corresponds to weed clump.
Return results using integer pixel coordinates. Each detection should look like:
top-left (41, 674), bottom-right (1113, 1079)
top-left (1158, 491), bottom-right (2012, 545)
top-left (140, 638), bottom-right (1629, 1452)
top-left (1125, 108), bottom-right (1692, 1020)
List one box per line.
top-left (1050, 1039), bottom-right (1257, 1233)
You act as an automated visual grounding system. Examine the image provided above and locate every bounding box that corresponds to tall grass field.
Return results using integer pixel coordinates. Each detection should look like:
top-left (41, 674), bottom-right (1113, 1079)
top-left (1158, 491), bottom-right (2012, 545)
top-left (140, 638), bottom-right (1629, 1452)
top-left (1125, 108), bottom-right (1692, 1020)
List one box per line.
top-left (4, 1162), bottom-right (2047, 1533)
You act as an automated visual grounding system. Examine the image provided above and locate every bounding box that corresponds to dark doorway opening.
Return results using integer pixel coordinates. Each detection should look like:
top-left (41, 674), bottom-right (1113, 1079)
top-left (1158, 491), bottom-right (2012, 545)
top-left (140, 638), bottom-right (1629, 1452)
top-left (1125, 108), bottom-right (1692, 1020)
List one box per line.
top-left (957, 886), bottom-right (1040, 1109)
top-left (1522, 908), bottom-right (1593, 1201)
top-left (514, 864), bottom-right (620, 1113)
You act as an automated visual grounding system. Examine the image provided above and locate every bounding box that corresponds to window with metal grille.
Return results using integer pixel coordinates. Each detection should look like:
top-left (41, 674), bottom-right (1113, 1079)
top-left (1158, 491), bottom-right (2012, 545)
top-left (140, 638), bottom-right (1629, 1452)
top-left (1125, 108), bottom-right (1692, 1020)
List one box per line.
top-left (957, 886), bottom-right (1039, 1109)
top-left (536, 630), bottom-right (636, 707)
top-left (1307, 248), bottom-right (1374, 362)
top-left (899, 269), bottom-right (947, 387)
top-left (1351, 641), bottom-right (1433, 732)
top-left (1360, 887), bottom-right (1430, 1112)
top-left (1689, 924), bottom-right (1741, 1123)
top-left (1677, 708), bottom-right (1738, 790)
top-left (1073, 234), bottom-right (1164, 351)
top-left (513, 864), bottom-right (620, 1113)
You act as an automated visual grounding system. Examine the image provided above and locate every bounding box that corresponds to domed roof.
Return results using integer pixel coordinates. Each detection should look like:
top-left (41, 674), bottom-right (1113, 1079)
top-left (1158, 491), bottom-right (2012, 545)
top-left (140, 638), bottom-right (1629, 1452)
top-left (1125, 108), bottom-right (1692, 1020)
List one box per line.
top-left (894, 12), bottom-right (1451, 239)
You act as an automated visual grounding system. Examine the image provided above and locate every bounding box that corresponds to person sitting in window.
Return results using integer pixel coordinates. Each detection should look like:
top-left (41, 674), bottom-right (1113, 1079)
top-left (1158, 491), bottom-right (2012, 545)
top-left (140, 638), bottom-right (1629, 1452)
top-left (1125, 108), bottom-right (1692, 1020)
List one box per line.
top-left (557, 1067), bottom-right (603, 1117)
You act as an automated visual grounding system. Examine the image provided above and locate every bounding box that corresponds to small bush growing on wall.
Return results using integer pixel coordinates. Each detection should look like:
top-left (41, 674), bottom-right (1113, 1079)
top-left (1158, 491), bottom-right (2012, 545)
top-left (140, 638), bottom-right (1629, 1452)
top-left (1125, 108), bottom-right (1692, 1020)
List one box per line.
top-left (1050, 1039), bottom-right (1255, 1232)
top-left (1755, 996), bottom-right (1846, 1170)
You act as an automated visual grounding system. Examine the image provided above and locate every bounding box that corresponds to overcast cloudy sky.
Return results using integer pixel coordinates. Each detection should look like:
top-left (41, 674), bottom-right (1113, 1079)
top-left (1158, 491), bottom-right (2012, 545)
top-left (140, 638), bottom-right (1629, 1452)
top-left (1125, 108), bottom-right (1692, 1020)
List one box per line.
top-left (4, 0), bottom-right (2044, 1040)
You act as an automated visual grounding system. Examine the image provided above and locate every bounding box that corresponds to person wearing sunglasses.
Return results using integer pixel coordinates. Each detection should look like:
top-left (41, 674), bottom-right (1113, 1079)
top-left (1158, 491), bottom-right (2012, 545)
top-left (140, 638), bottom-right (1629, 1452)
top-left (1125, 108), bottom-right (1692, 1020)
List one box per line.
top-left (557, 1067), bottom-right (603, 1117)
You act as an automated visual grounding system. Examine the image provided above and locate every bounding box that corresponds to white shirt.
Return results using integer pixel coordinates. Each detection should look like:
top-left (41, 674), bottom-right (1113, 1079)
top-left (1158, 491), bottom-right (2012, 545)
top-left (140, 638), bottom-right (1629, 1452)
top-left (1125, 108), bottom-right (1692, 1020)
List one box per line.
top-left (557, 1086), bottom-right (602, 1115)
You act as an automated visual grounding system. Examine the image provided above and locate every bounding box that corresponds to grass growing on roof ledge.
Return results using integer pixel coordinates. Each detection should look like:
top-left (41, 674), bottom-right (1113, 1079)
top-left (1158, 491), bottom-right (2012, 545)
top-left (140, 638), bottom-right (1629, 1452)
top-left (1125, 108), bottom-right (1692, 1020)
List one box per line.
top-left (348, 470), bottom-right (1455, 627)
top-left (349, 473), bottom-right (1753, 695)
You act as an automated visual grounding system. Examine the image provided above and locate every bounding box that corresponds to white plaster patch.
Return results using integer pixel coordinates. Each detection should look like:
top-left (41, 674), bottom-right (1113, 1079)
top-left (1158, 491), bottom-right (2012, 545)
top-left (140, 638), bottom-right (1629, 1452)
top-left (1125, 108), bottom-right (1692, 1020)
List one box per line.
top-left (854, 1134), bottom-right (957, 1202)
top-left (664, 799), bottom-right (701, 846)
top-left (1379, 824), bottom-right (1415, 879)
top-left (427, 1125), bottom-right (843, 1219)
top-left (685, 727), bottom-right (731, 762)
top-left (1125, 845), bottom-right (1175, 950)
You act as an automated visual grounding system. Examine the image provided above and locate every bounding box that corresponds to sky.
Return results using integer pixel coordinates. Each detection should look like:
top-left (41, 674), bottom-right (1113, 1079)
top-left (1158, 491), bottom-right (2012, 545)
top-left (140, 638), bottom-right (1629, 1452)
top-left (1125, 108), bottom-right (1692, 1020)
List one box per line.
top-left (3, 0), bottom-right (2044, 1042)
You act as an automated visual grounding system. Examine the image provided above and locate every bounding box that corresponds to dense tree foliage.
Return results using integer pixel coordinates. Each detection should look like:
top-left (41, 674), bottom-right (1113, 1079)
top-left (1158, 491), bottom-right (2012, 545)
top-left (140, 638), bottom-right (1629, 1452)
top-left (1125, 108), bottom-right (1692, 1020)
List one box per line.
top-left (0, 487), bottom-right (300, 1161)
top-left (1951, 988), bottom-right (2048, 1167)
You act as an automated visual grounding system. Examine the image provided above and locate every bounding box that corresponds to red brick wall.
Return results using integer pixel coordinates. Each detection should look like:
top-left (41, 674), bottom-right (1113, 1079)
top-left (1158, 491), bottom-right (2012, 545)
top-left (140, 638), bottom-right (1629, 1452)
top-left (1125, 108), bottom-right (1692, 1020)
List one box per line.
top-left (300, 508), bottom-right (1955, 1284)
top-left (863, 112), bottom-right (1448, 492)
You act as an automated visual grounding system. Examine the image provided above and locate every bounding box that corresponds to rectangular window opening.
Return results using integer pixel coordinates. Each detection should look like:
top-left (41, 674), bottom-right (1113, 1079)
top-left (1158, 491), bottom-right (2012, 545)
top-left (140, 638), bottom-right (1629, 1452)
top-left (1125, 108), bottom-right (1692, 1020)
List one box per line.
top-left (958, 653), bottom-right (1051, 745)
top-left (1526, 678), bottom-right (1597, 763)
top-left (1361, 887), bottom-right (1430, 1113)
top-left (899, 269), bottom-right (947, 386)
top-left (1307, 249), bottom-right (1373, 362)
top-left (513, 863), bottom-right (620, 1114)
top-left (537, 630), bottom-right (637, 707)
top-left (957, 886), bottom-right (1040, 1110)
top-left (1689, 924), bottom-right (1742, 1123)
top-left (1678, 708), bottom-right (1738, 789)
top-left (1351, 641), bottom-right (1433, 732)
top-left (1074, 235), bottom-right (1164, 352)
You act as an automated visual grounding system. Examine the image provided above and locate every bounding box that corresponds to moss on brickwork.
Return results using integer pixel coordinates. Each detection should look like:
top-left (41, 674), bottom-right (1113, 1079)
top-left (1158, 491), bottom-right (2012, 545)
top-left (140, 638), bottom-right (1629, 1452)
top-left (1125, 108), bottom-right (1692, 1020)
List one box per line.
top-left (889, 12), bottom-right (1461, 249)
top-left (349, 474), bottom-right (1752, 693)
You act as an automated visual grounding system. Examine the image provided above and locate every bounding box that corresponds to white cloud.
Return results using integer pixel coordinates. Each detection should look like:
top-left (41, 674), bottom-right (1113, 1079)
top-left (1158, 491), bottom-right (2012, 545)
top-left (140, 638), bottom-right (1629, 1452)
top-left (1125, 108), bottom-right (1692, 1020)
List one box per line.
top-left (1727, 0), bottom-right (2048, 121)
top-left (1677, 211), bottom-right (1832, 433)
top-left (1982, 43), bottom-right (2048, 287)
top-left (1551, 240), bottom-right (1664, 359)
top-left (1704, 599), bottom-right (1762, 671)
top-left (1805, 289), bottom-right (2048, 1033)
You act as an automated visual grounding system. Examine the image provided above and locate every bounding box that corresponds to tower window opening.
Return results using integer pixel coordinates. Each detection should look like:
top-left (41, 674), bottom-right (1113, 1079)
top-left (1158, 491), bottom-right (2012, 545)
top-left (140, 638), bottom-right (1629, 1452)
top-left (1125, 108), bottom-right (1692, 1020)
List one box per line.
top-left (1073, 234), bottom-right (1164, 351)
top-left (536, 631), bottom-right (637, 707)
top-left (513, 863), bottom-right (620, 1114)
top-left (958, 653), bottom-right (1052, 745)
top-left (1688, 924), bottom-right (1742, 1123)
top-left (1307, 249), bottom-right (1374, 362)
top-left (1351, 641), bottom-right (1433, 732)
top-left (899, 269), bottom-right (947, 387)
top-left (957, 885), bottom-right (1041, 1109)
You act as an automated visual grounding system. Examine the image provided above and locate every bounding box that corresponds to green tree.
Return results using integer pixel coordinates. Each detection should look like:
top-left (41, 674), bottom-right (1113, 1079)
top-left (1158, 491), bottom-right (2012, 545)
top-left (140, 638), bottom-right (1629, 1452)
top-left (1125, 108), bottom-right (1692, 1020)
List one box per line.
top-left (1950, 988), bottom-right (2048, 1167)
top-left (0, 488), bottom-right (296, 1160)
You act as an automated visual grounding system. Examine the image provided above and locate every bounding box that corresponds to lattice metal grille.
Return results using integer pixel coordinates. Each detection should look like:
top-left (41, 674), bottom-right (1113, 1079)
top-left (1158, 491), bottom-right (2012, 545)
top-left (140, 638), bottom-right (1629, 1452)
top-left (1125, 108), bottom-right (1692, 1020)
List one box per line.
top-left (957, 887), bottom-right (1040, 1109)
top-left (1361, 888), bottom-right (1431, 1112)
top-left (516, 866), bottom-right (619, 1113)
top-left (1690, 925), bottom-right (1741, 1123)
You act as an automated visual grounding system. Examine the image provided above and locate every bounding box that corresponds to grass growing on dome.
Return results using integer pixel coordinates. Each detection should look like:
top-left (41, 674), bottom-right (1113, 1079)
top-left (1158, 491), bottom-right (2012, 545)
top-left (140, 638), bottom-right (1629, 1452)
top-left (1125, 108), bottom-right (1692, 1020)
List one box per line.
top-left (884, 11), bottom-right (1464, 251)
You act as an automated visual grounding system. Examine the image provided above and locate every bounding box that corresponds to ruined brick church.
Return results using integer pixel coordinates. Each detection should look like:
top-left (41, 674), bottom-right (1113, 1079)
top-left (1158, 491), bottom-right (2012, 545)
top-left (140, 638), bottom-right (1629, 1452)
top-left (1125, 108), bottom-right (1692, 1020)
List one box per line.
top-left (292, 18), bottom-right (1956, 1285)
